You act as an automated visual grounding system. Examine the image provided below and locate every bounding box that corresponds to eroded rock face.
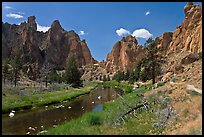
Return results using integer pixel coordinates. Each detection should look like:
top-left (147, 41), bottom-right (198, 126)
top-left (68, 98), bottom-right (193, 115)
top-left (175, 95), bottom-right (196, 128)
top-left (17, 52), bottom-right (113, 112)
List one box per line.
top-left (2, 16), bottom-right (96, 80)
top-left (155, 2), bottom-right (202, 75)
top-left (181, 53), bottom-right (200, 65)
top-left (155, 3), bottom-right (202, 55)
top-left (155, 32), bottom-right (173, 52)
top-left (105, 35), bottom-right (146, 73)
top-left (167, 2), bottom-right (202, 54)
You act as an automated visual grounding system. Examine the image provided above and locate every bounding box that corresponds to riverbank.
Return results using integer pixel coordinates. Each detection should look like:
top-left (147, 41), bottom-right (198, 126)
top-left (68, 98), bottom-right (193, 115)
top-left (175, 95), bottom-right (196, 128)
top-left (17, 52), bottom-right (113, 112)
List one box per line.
top-left (43, 81), bottom-right (173, 135)
top-left (2, 82), bottom-right (97, 114)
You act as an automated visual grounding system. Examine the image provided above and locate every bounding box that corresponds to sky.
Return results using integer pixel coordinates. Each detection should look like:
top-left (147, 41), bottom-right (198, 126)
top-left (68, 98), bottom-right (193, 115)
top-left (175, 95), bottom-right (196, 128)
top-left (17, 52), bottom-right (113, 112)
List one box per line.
top-left (2, 2), bottom-right (202, 62)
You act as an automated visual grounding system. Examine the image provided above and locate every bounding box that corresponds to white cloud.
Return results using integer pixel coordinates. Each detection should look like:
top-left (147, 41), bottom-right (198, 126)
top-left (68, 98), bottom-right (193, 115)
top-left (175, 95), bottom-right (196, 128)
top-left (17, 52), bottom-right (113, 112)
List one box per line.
top-left (145, 11), bottom-right (150, 16)
top-left (5, 6), bottom-right (12, 9)
top-left (116, 28), bottom-right (130, 36)
top-left (132, 29), bottom-right (153, 39)
top-left (37, 24), bottom-right (50, 32)
top-left (18, 12), bottom-right (25, 15)
top-left (116, 27), bottom-right (153, 40)
top-left (79, 30), bottom-right (88, 36)
top-left (6, 13), bottom-right (23, 19)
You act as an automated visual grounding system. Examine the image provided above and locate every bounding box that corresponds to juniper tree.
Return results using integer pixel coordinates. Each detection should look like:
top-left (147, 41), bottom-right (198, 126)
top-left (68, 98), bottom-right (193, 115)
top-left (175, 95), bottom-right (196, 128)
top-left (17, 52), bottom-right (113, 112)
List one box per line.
top-left (140, 38), bottom-right (163, 84)
top-left (64, 55), bottom-right (83, 88)
top-left (10, 56), bottom-right (22, 87)
top-left (2, 59), bottom-right (10, 84)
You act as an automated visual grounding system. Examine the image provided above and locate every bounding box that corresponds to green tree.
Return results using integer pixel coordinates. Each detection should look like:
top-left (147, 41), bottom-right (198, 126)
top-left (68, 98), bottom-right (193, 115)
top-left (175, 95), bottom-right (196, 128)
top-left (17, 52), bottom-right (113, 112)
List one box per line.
top-left (140, 38), bottom-right (163, 84)
top-left (48, 69), bottom-right (60, 83)
top-left (10, 56), bottom-right (22, 87)
top-left (103, 75), bottom-right (107, 82)
top-left (39, 64), bottom-right (50, 87)
top-left (64, 55), bottom-right (83, 88)
top-left (128, 66), bottom-right (141, 84)
top-left (107, 75), bottom-right (110, 81)
top-left (2, 59), bottom-right (10, 84)
top-left (99, 75), bottom-right (102, 81)
top-left (112, 71), bottom-right (125, 82)
top-left (124, 69), bottom-right (131, 81)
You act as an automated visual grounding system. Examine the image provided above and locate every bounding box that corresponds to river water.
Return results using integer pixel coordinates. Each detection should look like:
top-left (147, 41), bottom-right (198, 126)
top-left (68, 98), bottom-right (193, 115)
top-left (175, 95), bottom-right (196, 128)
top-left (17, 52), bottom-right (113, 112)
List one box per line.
top-left (2, 86), bottom-right (124, 135)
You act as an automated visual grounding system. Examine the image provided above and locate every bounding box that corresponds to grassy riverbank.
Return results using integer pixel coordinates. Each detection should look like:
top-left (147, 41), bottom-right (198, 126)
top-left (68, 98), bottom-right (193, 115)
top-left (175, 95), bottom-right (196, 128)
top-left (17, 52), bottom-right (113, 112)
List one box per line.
top-left (2, 82), bottom-right (97, 113)
top-left (98, 81), bottom-right (134, 93)
top-left (44, 81), bottom-right (172, 135)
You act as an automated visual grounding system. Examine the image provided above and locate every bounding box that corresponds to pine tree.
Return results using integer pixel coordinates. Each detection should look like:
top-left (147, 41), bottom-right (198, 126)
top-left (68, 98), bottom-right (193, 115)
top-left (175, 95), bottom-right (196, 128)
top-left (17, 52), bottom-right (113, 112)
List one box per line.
top-left (107, 75), bottom-right (110, 81)
top-left (2, 59), bottom-right (10, 84)
top-left (10, 56), bottom-right (22, 87)
top-left (99, 75), bottom-right (102, 81)
top-left (48, 69), bottom-right (60, 83)
top-left (64, 55), bottom-right (83, 88)
top-left (39, 64), bottom-right (50, 87)
top-left (140, 38), bottom-right (163, 84)
top-left (103, 75), bottom-right (107, 82)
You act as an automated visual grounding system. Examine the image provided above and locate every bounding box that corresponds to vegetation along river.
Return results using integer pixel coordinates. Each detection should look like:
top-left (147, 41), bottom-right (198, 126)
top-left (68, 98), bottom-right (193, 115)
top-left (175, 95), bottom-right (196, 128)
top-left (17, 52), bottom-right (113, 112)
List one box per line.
top-left (2, 86), bottom-right (124, 135)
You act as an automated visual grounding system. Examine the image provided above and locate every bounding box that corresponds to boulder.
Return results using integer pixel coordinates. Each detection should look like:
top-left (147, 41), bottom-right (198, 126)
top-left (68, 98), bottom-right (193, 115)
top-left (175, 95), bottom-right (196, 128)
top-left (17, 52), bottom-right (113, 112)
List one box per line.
top-left (181, 53), bottom-right (200, 65)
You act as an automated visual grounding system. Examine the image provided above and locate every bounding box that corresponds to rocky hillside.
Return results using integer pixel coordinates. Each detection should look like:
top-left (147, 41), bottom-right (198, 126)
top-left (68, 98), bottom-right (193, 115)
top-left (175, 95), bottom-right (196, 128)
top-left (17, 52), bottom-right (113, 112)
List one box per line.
top-left (155, 2), bottom-right (202, 55)
top-left (82, 2), bottom-right (202, 82)
top-left (167, 2), bottom-right (202, 54)
top-left (81, 35), bottom-right (146, 81)
top-left (2, 16), bottom-right (96, 80)
top-left (154, 2), bottom-right (202, 76)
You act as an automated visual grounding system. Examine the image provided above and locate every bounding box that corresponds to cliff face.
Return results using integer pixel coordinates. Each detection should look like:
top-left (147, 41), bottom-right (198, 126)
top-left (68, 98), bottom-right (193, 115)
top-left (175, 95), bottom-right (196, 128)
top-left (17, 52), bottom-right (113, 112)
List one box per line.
top-left (2, 16), bottom-right (96, 80)
top-left (154, 2), bottom-right (202, 75)
top-left (105, 35), bottom-right (146, 73)
top-left (167, 2), bottom-right (202, 54)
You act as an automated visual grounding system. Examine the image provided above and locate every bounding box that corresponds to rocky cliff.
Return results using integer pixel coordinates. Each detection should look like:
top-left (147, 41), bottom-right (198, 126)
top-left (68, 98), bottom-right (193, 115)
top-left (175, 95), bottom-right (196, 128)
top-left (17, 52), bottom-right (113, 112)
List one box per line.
top-left (105, 35), bottom-right (146, 73)
top-left (155, 2), bottom-right (202, 54)
top-left (154, 2), bottom-right (202, 75)
top-left (2, 16), bottom-right (96, 80)
top-left (81, 35), bottom-right (147, 81)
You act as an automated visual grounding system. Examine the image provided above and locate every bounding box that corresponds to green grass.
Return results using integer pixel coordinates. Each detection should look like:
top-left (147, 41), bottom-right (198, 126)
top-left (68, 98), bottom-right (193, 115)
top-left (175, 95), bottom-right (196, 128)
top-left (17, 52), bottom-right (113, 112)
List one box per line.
top-left (44, 83), bottom-right (167, 135)
top-left (98, 81), bottom-right (132, 91)
top-left (87, 112), bottom-right (104, 126)
top-left (2, 84), bottom-right (97, 113)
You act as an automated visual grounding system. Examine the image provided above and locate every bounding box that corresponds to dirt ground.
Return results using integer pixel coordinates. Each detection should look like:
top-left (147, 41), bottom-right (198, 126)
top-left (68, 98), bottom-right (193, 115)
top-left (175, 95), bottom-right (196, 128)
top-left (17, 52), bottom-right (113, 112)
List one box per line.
top-left (144, 58), bottom-right (202, 135)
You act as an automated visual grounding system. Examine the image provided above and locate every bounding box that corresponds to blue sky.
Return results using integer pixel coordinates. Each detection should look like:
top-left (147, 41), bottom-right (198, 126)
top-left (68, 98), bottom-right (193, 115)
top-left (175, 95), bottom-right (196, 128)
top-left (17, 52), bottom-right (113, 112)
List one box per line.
top-left (2, 2), bottom-right (202, 61)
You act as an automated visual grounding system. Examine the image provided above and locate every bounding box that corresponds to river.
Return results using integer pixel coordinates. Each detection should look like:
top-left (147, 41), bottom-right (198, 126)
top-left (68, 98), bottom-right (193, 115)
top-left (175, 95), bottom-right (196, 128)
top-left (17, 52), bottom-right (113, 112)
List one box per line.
top-left (2, 86), bottom-right (124, 135)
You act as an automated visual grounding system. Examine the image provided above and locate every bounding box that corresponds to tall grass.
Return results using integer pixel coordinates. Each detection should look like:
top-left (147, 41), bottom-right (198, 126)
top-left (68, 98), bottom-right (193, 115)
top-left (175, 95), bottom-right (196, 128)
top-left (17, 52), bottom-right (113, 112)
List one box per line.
top-left (2, 85), bottom-right (96, 113)
top-left (45, 84), bottom-right (166, 135)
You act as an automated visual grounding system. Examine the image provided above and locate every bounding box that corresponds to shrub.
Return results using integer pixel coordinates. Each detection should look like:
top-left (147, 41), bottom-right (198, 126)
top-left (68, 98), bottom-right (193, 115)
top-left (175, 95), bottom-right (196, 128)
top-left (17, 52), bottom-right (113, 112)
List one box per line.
top-left (51, 83), bottom-right (61, 91)
top-left (165, 90), bottom-right (172, 94)
top-left (125, 86), bottom-right (133, 93)
top-left (157, 82), bottom-right (164, 87)
top-left (160, 96), bottom-right (171, 109)
top-left (87, 112), bottom-right (103, 126)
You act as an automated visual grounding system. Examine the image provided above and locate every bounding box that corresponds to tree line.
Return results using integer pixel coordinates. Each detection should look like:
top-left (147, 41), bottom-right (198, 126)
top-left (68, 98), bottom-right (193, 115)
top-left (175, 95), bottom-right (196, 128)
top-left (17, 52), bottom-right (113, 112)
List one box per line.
top-left (2, 54), bottom-right (83, 88)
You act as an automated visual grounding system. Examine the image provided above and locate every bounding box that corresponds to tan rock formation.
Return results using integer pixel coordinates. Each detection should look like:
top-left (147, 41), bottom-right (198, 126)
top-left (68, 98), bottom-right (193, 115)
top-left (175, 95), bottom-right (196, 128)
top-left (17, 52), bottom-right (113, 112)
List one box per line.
top-left (167, 2), bottom-right (202, 54)
top-left (105, 35), bottom-right (146, 73)
top-left (2, 16), bottom-right (96, 80)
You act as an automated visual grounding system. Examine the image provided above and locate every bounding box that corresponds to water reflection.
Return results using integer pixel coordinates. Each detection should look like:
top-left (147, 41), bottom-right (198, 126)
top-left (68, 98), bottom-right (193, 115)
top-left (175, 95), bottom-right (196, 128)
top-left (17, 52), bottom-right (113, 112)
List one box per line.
top-left (93, 104), bottom-right (103, 112)
top-left (2, 86), bottom-right (124, 135)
